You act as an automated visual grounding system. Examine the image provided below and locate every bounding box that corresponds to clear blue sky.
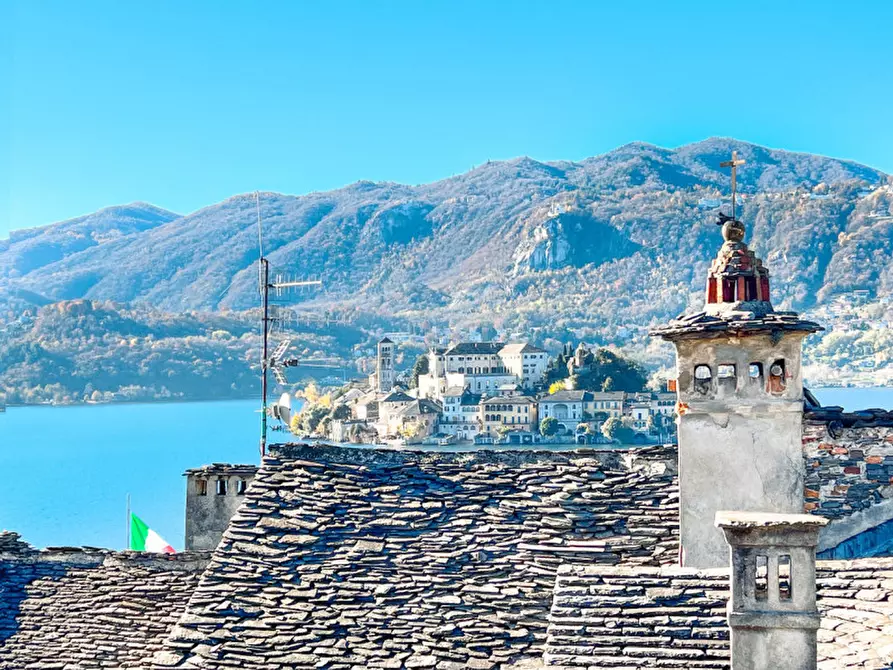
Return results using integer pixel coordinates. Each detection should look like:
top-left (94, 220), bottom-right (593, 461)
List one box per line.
top-left (3, 0), bottom-right (892, 237)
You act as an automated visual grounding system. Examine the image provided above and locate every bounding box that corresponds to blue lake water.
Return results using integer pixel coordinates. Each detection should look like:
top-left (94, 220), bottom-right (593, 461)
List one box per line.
top-left (812, 387), bottom-right (893, 412)
top-left (0, 387), bottom-right (889, 550)
top-left (0, 399), bottom-right (265, 551)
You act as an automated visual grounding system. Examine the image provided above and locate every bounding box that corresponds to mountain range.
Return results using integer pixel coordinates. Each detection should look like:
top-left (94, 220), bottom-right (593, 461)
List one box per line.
top-left (2, 137), bottom-right (893, 397)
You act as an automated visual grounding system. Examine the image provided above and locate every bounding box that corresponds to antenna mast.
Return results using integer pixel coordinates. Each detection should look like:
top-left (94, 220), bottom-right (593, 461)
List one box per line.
top-left (256, 192), bottom-right (322, 458)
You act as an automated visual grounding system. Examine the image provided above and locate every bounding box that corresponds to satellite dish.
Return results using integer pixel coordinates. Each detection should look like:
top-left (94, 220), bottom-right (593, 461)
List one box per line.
top-left (270, 392), bottom-right (292, 426)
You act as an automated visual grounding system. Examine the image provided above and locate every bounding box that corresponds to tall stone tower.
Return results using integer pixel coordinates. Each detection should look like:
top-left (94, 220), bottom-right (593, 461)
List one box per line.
top-left (651, 204), bottom-right (822, 568)
top-left (376, 337), bottom-right (395, 393)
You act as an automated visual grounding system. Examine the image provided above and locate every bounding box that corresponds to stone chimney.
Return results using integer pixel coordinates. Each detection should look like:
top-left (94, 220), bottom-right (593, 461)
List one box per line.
top-left (651, 175), bottom-right (822, 568)
top-left (183, 464), bottom-right (258, 551)
top-left (715, 511), bottom-right (828, 670)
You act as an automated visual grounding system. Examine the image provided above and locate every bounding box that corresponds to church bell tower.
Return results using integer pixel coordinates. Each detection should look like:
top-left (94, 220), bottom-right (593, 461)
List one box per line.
top-left (651, 152), bottom-right (822, 568)
top-left (376, 337), bottom-right (395, 393)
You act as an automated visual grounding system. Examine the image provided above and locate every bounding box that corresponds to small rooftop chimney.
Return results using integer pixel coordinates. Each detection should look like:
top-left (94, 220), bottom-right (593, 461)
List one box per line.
top-left (716, 511), bottom-right (828, 670)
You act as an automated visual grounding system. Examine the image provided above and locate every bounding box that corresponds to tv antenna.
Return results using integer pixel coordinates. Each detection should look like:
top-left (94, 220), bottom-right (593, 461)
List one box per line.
top-left (255, 192), bottom-right (322, 457)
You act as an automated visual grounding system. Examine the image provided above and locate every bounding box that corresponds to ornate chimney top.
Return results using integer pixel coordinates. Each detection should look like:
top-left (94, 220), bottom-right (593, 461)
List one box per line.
top-left (704, 211), bottom-right (772, 315)
top-left (650, 152), bottom-right (822, 342)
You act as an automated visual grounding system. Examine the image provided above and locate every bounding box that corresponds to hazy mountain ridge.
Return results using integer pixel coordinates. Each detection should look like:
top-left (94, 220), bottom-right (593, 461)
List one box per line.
top-left (0, 203), bottom-right (179, 278)
top-left (2, 138), bottom-right (892, 387)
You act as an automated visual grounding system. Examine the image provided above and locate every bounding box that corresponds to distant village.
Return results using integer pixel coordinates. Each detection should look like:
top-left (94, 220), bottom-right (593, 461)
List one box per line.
top-left (297, 337), bottom-right (677, 447)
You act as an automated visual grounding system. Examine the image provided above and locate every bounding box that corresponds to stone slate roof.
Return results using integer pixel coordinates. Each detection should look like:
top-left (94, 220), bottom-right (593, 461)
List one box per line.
top-left (182, 463), bottom-right (259, 477)
top-left (650, 309), bottom-right (822, 340)
top-left (545, 559), bottom-right (893, 669)
top-left (151, 444), bottom-right (679, 669)
top-left (499, 343), bottom-right (546, 355)
top-left (806, 405), bottom-right (893, 429)
top-left (546, 565), bottom-right (728, 669)
top-left (0, 537), bottom-right (209, 670)
top-left (444, 342), bottom-right (505, 356)
top-left (541, 390), bottom-right (591, 403)
top-left (381, 391), bottom-right (414, 404)
top-left (481, 395), bottom-right (536, 405)
top-left (396, 398), bottom-right (442, 418)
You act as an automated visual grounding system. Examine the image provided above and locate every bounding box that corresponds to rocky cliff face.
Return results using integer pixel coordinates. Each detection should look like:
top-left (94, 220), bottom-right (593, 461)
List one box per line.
top-left (1, 138), bottom-right (890, 370)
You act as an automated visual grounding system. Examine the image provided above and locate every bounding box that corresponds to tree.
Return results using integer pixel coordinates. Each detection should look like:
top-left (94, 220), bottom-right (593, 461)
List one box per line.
top-left (601, 376), bottom-right (615, 392)
top-left (540, 416), bottom-right (559, 437)
top-left (645, 414), bottom-right (659, 434)
top-left (289, 413), bottom-right (303, 435)
top-left (299, 405), bottom-right (329, 434)
top-left (331, 404), bottom-right (351, 420)
top-left (409, 354), bottom-right (430, 389)
top-left (601, 416), bottom-right (635, 444)
top-left (302, 383), bottom-right (320, 404)
top-left (548, 381), bottom-right (566, 395)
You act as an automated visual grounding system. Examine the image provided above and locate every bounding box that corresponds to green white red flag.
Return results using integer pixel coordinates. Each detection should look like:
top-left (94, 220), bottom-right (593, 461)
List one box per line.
top-left (130, 513), bottom-right (175, 553)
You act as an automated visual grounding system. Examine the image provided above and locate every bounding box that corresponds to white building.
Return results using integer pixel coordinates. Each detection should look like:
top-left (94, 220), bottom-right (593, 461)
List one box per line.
top-left (440, 387), bottom-right (482, 441)
top-left (418, 340), bottom-right (549, 401)
top-left (649, 392), bottom-right (676, 417)
top-left (443, 342), bottom-right (505, 374)
top-left (376, 390), bottom-right (414, 435)
top-left (387, 399), bottom-right (442, 440)
top-left (627, 397), bottom-right (651, 432)
top-left (588, 391), bottom-right (625, 418)
top-left (498, 343), bottom-right (549, 389)
top-left (538, 390), bottom-right (590, 433)
top-left (445, 371), bottom-right (518, 396)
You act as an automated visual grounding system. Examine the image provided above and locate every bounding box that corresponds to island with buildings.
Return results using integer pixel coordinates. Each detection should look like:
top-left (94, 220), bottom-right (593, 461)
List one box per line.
top-left (299, 337), bottom-right (677, 447)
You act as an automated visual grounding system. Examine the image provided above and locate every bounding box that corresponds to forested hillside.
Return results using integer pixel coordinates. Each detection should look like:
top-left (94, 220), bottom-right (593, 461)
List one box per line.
top-left (2, 137), bottom-right (892, 402)
top-left (0, 299), bottom-right (364, 405)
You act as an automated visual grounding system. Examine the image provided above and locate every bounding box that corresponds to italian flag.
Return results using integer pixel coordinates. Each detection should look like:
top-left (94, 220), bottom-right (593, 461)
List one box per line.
top-left (130, 514), bottom-right (175, 553)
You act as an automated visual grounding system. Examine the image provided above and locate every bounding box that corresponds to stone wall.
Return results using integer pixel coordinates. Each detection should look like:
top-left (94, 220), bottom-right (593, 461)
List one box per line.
top-left (803, 420), bottom-right (893, 520)
top-left (183, 463), bottom-right (258, 551)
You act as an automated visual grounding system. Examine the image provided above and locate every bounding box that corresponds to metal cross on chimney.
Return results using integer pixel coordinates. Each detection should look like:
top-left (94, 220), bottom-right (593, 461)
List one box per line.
top-left (720, 150), bottom-right (746, 222)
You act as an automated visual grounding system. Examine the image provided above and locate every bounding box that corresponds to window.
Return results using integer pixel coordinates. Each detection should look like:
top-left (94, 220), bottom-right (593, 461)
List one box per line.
top-left (236, 479), bottom-right (248, 495)
top-left (778, 555), bottom-right (792, 601)
top-left (196, 479), bottom-right (208, 496)
top-left (717, 364), bottom-right (736, 379)
top-left (748, 362), bottom-right (764, 382)
top-left (769, 359), bottom-right (787, 394)
top-left (717, 364), bottom-right (737, 390)
top-left (694, 365), bottom-right (713, 394)
top-left (216, 478), bottom-right (228, 496)
top-left (755, 555), bottom-right (768, 600)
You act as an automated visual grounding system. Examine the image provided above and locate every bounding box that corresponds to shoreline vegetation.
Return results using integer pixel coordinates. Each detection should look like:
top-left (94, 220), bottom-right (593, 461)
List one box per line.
top-left (1, 298), bottom-right (890, 412)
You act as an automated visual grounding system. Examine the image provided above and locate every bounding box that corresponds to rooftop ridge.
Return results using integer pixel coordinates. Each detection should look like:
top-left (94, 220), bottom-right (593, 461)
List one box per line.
top-left (0, 544), bottom-right (212, 569)
top-left (182, 463), bottom-right (259, 476)
top-left (267, 441), bottom-right (677, 468)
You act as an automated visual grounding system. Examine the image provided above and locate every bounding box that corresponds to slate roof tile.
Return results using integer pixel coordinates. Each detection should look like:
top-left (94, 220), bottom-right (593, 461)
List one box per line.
top-left (0, 547), bottom-right (209, 670)
top-left (152, 444), bottom-right (679, 669)
top-left (545, 560), bottom-right (893, 669)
